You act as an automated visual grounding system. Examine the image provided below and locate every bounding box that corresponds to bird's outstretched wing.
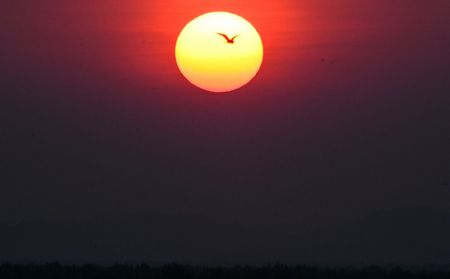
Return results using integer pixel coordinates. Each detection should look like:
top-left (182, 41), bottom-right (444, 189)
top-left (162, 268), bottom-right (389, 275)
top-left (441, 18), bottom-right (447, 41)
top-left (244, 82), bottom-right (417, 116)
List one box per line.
top-left (217, 33), bottom-right (231, 41)
top-left (231, 34), bottom-right (240, 41)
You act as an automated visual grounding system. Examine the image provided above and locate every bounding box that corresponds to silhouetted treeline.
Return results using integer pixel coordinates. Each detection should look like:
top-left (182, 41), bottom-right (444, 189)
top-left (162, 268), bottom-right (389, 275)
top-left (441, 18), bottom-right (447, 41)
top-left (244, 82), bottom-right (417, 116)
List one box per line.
top-left (1, 263), bottom-right (450, 279)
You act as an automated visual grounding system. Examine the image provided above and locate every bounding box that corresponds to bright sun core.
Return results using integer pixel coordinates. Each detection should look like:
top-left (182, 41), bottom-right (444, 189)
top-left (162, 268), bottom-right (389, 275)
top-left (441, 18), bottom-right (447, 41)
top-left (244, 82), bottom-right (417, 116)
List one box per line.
top-left (175, 12), bottom-right (264, 93)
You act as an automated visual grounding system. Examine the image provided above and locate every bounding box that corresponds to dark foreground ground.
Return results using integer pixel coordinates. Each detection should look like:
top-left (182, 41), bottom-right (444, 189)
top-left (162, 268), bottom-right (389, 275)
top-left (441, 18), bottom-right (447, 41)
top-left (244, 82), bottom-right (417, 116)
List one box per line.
top-left (1, 264), bottom-right (450, 279)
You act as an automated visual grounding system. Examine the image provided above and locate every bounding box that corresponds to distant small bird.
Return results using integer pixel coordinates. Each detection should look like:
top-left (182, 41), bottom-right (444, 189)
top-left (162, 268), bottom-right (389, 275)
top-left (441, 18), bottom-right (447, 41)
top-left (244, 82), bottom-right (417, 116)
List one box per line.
top-left (217, 33), bottom-right (240, 44)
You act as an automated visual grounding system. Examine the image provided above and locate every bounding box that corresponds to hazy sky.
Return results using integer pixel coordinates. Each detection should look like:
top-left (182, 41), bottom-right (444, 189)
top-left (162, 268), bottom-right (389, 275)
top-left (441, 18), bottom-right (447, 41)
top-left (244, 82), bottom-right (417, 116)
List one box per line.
top-left (1, 0), bottom-right (449, 264)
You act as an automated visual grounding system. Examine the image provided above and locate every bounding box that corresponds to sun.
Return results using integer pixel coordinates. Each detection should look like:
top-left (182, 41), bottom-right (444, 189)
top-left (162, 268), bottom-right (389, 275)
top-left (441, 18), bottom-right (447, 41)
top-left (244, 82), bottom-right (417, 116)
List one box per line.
top-left (175, 12), bottom-right (264, 93)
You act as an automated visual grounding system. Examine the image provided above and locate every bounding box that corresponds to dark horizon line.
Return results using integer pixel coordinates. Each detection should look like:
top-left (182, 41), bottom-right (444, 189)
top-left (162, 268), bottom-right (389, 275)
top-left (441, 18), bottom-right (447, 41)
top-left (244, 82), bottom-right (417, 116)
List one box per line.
top-left (1, 262), bottom-right (450, 270)
top-left (1, 263), bottom-right (450, 279)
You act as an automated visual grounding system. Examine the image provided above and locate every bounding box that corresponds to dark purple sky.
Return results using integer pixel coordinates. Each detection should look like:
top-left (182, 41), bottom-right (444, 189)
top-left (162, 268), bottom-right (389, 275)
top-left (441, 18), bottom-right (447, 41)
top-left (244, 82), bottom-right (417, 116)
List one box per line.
top-left (0, 0), bottom-right (449, 264)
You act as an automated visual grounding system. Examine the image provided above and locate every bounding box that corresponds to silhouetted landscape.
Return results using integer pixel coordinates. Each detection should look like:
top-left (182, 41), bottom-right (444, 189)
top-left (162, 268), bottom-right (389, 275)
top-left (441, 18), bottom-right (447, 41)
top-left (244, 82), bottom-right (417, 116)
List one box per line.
top-left (2, 263), bottom-right (450, 279)
top-left (1, 1), bottom-right (449, 276)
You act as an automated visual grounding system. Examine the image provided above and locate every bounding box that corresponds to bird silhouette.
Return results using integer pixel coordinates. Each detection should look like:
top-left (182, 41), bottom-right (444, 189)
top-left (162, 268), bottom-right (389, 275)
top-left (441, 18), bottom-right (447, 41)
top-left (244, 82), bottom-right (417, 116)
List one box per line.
top-left (217, 33), bottom-right (240, 44)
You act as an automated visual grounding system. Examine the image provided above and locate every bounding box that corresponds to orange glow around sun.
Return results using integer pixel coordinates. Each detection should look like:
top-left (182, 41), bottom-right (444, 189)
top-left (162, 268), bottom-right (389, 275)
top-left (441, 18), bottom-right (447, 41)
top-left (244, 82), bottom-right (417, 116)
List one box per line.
top-left (175, 12), bottom-right (264, 93)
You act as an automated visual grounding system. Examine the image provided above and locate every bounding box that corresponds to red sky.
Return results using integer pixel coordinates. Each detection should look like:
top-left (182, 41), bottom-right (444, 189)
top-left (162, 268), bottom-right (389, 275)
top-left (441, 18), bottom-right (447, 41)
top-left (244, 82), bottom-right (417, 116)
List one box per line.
top-left (1, 0), bottom-right (449, 264)
top-left (3, 0), bottom-right (448, 93)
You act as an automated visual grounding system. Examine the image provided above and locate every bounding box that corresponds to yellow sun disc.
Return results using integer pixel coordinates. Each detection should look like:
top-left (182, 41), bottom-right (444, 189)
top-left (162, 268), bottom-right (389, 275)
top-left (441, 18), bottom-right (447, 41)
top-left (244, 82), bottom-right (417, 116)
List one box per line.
top-left (175, 12), bottom-right (264, 93)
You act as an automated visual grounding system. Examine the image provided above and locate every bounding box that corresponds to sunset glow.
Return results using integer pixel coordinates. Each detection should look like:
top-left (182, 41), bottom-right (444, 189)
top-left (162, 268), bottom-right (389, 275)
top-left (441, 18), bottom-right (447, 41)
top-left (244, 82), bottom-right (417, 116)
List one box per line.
top-left (175, 12), bottom-right (263, 93)
top-left (2, 0), bottom-right (448, 266)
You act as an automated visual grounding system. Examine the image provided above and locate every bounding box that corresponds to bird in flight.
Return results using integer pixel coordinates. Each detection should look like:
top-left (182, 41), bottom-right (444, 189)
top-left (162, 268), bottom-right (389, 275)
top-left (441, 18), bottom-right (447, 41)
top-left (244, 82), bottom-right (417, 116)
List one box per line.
top-left (217, 33), bottom-right (240, 44)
